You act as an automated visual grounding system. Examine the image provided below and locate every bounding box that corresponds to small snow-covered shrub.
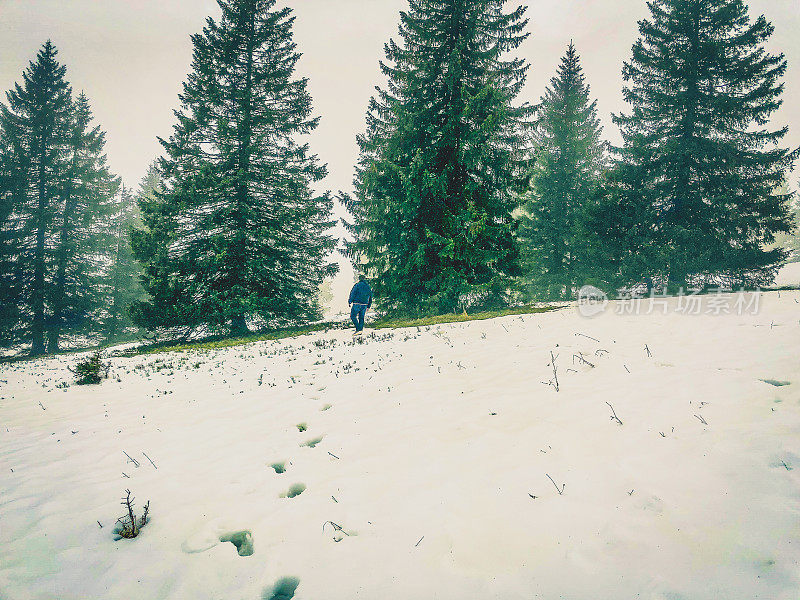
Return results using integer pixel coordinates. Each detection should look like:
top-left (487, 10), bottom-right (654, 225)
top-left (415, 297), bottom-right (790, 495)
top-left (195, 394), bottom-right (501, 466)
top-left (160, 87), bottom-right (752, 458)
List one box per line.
top-left (113, 489), bottom-right (150, 540)
top-left (71, 352), bottom-right (110, 385)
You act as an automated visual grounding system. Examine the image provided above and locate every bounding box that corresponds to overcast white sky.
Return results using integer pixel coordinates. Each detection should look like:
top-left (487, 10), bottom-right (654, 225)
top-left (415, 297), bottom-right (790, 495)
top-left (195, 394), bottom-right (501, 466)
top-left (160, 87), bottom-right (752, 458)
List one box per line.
top-left (1, 0), bottom-right (799, 197)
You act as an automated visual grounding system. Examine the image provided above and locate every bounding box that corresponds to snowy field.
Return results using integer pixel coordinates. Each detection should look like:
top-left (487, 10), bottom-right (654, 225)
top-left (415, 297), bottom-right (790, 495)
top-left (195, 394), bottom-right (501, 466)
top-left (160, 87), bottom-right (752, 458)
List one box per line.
top-left (1, 289), bottom-right (800, 599)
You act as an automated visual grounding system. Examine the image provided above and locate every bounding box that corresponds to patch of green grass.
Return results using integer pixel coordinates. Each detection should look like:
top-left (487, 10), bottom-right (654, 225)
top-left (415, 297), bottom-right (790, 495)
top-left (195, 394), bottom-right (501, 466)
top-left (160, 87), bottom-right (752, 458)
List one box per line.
top-left (110, 303), bottom-right (559, 358)
top-left (118, 322), bottom-right (346, 357)
top-left (371, 304), bottom-right (560, 330)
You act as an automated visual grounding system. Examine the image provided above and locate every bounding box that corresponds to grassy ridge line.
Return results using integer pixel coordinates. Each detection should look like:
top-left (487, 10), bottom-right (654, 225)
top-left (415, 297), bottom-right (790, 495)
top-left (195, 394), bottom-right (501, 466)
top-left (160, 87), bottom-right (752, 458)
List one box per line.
top-left (372, 305), bottom-right (559, 329)
top-left (121, 305), bottom-right (561, 356)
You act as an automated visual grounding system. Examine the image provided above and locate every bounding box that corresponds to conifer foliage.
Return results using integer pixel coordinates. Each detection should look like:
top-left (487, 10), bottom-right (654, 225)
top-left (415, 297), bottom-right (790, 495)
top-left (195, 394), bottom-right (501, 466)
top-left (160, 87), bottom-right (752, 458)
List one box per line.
top-left (104, 183), bottom-right (145, 343)
top-left (611, 0), bottom-right (797, 287)
top-left (518, 43), bottom-right (605, 299)
top-left (0, 42), bottom-right (118, 354)
top-left (131, 0), bottom-right (337, 337)
top-left (343, 0), bottom-right (532, 315)
top-left (47, 92), bottom-right (118, 352)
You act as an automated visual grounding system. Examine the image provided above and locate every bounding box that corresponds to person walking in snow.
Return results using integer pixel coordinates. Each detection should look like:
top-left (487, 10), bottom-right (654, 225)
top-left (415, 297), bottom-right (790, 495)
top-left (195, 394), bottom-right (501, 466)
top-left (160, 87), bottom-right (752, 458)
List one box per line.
top-left (348, 275), bottom-right (372, 335)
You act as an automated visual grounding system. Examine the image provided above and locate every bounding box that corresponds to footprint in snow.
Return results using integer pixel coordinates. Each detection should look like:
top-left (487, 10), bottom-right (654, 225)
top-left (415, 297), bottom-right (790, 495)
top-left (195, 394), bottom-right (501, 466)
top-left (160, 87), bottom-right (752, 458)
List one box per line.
top-left (219, 529), bottom-right (254, 556)
top-left (280, 483), bottom-right (306, 498)
top-left (760, 378), bottom-right (791, 387)
top-left (262, 577), bottom-right (300, 600)
top-left (301, 435), bottom-right (324, 448)
top-left (181, 521), bottom-right (253, 556)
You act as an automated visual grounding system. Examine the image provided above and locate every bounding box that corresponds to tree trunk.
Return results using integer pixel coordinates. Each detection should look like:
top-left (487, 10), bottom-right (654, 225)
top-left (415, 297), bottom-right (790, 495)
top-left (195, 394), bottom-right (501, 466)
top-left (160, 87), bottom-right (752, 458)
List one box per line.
top-left (230, 315), bottom-right (249, 337)
top-left (30, 141), bottom-right (48, 356)
top-left (47, 159), bottom-right (78, 354)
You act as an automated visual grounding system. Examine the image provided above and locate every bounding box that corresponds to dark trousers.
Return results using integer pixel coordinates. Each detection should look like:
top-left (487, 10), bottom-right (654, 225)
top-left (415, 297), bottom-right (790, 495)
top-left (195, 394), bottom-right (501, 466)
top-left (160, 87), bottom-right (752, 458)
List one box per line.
top-left (350, 304), bottom-right (367, 332)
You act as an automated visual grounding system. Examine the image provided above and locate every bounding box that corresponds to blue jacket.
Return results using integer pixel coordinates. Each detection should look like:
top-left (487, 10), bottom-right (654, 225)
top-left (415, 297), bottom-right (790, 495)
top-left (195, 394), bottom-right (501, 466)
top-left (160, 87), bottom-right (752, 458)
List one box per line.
top-left (349, 281), bottom-right (372, 308)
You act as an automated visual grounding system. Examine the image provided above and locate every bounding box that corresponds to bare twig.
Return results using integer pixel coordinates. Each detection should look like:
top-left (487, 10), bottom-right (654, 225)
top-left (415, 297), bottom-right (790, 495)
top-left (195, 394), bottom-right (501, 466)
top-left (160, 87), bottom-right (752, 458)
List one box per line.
top-left (142, 452), bottom-right (157, 469)
top-left (605, 402), bottom-right (623, 425)
top-left (322, 521), bottom-right (349, 536)
top-left (546, 473), bottom-right (565, 495)
top-left (122, 489), bottom-right (137, 536)
top-left (575, 333), bottom-right (600, 342)
top-left (38, 401), bottom-right (46, 410)
top-left (327, 451), bottom-right (340, 460)
top-left (415, 536), bottom-right (424, 547)
top-left (573, 353), bottom-right (595, 368)
top-left (694, 414), bottom-right (708, 425)
top-left (123, 451), bottom-right (140, 467)
top-left (624, 364), bottom-right (630, 373)
top-left (549, 351), bottom-right (560, 392)
top-left (645, 344), bottom-right (652, 357)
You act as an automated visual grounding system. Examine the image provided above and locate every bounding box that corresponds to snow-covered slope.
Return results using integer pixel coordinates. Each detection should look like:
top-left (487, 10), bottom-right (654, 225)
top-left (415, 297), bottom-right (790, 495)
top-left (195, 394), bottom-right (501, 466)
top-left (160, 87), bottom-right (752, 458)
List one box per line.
top-left (1, 291), bottom-right (799, 600)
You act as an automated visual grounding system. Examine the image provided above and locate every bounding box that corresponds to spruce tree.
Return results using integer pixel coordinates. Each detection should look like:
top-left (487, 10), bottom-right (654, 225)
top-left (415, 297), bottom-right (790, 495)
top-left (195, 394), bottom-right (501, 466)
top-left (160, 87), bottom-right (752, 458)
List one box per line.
top-left (131, 0), bottom-right (337, 337)
top-left (0, 41), bottom-right (73, 355)
top-left (518, 42), bottom-right (606, 299)
top-left (613, 0), bottom-right (798, 288)
top-left (135, 160), bottom-right (162, 209)
top-left (343, 0), bottom-right (532, 315)
top-left (46, 92), bottom-right (119, 352)
top-left (0, 44), bottom-right (119, 353)
top-left (103, 161), bottom-right (158, 343)
top-left (104, 183), bottom-right (144, 343)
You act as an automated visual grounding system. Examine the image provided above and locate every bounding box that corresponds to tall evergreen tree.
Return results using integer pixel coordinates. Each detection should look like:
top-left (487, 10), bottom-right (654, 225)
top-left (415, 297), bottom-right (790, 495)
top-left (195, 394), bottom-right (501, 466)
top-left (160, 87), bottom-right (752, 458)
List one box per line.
top-left (131, 0), bottom-right (337, 337)
top-left (612, 0), bottom-right (797, 288)
top-left (0, 41), bottom-right (73, 355)
top-left (0, 43), bottom-right (119, 354)
top-left (343, 0), bottom-right (532, 315)
top-left (518, 42), bottom-right (606, 299)
top-left (135, 160), bottom-right (162, 209)
top-left (104, 183), bottom-right (144, 343)
top-left (46, 92), bottom-right (119, 352)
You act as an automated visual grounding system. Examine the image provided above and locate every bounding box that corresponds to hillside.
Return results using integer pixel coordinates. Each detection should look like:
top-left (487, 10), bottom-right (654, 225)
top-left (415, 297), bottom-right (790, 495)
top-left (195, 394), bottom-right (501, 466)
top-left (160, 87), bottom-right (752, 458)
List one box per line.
top-left (1, 289), bottom-right (799, 600)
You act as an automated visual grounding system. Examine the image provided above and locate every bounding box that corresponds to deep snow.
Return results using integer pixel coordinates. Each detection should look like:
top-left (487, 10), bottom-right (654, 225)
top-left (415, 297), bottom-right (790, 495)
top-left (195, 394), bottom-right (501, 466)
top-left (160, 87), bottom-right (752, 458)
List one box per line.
top-left (1, 287), bottom-right (799, 600)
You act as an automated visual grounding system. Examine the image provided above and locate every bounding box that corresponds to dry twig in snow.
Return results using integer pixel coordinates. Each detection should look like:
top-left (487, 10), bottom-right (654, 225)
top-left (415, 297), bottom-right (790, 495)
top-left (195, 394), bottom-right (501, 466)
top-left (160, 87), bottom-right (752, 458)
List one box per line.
top-left (541, 351), bottom-right (560, 392)
top-left (606, 402), bottom-right (623, 425)
top-left (546, 473), bottom-right (565, 495)
top-left (575, 333), bottom-right (600, 342)
top-left (123, 451), bottom-right (140, 467)
top-left (143, 452), bottom-right (157, 469)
